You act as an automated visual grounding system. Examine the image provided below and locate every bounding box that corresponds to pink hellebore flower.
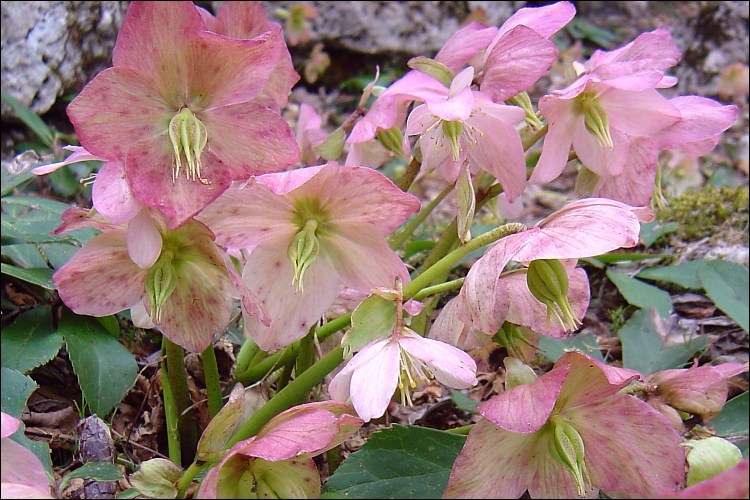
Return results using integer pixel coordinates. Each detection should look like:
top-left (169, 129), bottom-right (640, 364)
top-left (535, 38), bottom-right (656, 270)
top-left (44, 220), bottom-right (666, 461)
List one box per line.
top-left (52, 208), bottom-right (261, 352)
top-left (405, 67), bottom-right (527, 200)
top-left (432, 198), bottom-right (652, 344)
top-left (296, 103), bottom-right (329, 166)
top-left (531, 30), bottom-right (684, 191)
top-left (645, 361), bottom-right (749, 431)
top-left (329, 326), bottom-right (477, 422)
top-left (1, 412), bottom-right (55, 499)
top-left (199, 163), bottom-right (421, 351)
top-left (67, 1), bottom-right (299, 228)
top-left (197, 401), bottom-right (363, 499)
top-left (443, 351), bottom-right (686, 499)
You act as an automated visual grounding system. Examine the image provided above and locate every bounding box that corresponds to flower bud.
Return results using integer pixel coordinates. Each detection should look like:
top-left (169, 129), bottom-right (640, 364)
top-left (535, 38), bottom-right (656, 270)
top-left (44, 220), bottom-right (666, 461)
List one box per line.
top-left (287, 220), bottom-right (320, 292)
top-left (503, 357), bottom-right (537, 390)
top-left (168, 107), bottom-right (209, 183)
top-left (526, 259), bottom-right (581, 332)
top-left (129, 458), bottom-right (182, 499)
top-left (407, 56), bottom-right (454, 87)
top-left (684, 436), bottom-right (743, 486)
top-left (456, 162), bottom-right (475, 243)
top-left (508, 92), bottom-right (544, 131)
top-left (377, 126), bottom-right (405, 158)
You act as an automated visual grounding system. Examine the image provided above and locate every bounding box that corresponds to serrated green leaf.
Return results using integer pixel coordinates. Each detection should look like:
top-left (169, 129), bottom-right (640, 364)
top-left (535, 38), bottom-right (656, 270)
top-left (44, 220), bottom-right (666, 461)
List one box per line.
top-left (697, 260), bottom-right (749, 332)
top-left (0, 367), bottom-right (53, 473)
top-left (1, 306), bottom-right (62, 373)
top-left (636, 260), bottom-right (706, 290)
top-left (0, 263), bottom-right (55, 289)
top-left (59, 309), bottom-right (138, 416)
top-left (323, 426), bottom-right (465, 499)
top-left (618, 308), bottom-right (708, 375)
top-left (606, 269), bottom-right (672, 317)
top-left (538, 333), bottom-right (604, 363)
top-left (1, 91), bottom-right (55, 147)
top-left (60, 462), bottom-right (122, 491)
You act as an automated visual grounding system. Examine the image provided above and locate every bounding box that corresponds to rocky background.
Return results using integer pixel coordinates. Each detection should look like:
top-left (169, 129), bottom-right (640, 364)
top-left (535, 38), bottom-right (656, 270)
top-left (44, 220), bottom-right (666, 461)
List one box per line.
top-left (2, 1), bottom-right (748, 163)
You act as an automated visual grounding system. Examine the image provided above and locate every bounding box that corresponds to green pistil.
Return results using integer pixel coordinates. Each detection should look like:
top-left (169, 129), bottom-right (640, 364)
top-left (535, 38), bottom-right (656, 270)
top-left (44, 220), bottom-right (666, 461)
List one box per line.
top-left (548, 416), bottom-right (592, 497)
top-left (573, 91), bottom-right (613, 149)
top-left (168, 107), bottom-right (209, 183)
top-left (287, 220), bottom-right (320, 293)
top-left (145, 249), bottom-right (177, 323)
top-left (526, 259), bottom-right (581, 332)
top-left (442, 120), bottom-right (464, 162)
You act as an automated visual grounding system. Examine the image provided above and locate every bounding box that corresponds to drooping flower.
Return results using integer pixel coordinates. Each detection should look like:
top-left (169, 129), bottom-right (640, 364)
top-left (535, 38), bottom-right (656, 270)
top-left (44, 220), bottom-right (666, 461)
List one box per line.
top-left (330, 325), bottom-right (477, 422)
top-left (1, 412), bottom-right (55, 499)
top-left (52, 207), bottom-right (263, 352)
top-left (196, 401), bottom-right (363, 499)
top-left (66, 1), bottom-right (299, 228)
top-left (199, 162), bottom-right (420, 351)
top-left (431, 198), bottom-right (652, 346)
top-left (443, 351), bottom-right (685, 498)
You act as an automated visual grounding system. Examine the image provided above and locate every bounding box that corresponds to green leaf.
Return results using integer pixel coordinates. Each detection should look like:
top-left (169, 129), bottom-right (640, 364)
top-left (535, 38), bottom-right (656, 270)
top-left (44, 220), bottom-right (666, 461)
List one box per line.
top-left (342, 295), bottom-right (396, 357)
top-left (59, 309), bottom-right (138, 416)
top-left (697, 260), bottom-right (749, 332)
top-left (1, 159), bottom-right (35, 196)
top-left (1, 306), bottom-right (62, 373)
top-left (60, 462), bottom-right (123, 491)
top-left (450, 390), bottom-right (478, 413)
top-left (636, 260), bottom-right (706, 290)
top-left (324, 426), bottom-right (465, 499)
top-left (710, 392), bottom-right (749, 458)
top-left (1, 243), bottom-right (49, 268)
top-left (606, 269), bottom-right (672, 317)
top-left (538, 333), bottom-right (604, 363)
top-left (639, 220), bottom-right (679, 247)
top-left (117, 488), bottom-right (143, 499)
top-left (0, 263), bottom-right (55, 289)
top-left (0, 367), bottom-right (53, 473)
top-left (1, 91), bottom-right (55, 147)
top-left (403, 240), bottom-right (435, 260)
top-left (618, 308), bottom-right (708, 375)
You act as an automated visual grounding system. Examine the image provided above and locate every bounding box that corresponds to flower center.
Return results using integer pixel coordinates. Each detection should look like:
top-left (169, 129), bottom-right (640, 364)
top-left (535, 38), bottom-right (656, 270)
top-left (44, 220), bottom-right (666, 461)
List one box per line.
top-left (572, 91), bottom-right (613, 149)
top-left (287, 219), bottom-right (320, 293)
top-left (397, 344), bottom-right (434, 407)
top-left (442, 120), bottom-right (464, 162)
top-left (168, 107), bottom-right (209, 184)
top-left (548, 415), bottom-right (592, 497)
top-left (526, 259), bottom-right (581, 332)
top-left (144, 248), bottom-right (177, 323)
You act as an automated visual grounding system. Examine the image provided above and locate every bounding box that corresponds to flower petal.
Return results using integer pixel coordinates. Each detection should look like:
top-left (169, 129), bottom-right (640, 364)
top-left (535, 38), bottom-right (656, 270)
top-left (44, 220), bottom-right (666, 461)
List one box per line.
top-left (656, 96), bottom-right (738, 151)
top-left (435, 22), bottom-right (498, 71)
top-left (443, 419), bottom-right (537, 499)
top-left (531, 95), bottom-right (578, 184)
top-left (92, 160), bottom-right (142, 224)
top-left (126, 209), bottom-right (163, 269)
top-left (53, 231), bottom-right (146, 316)
top-left (348, 341), bottom-right (400, 421)
top-left (592, 137), bottom-right (659, 206)
top-left (497, 1), bottom-right (576, 39)
top-left (398, 331), bottom-right (477, 389)
top-left (602, 88), bottom-right (681, 137)
top-left (555, 351), bottom-right (642, 409)
top-left (429, 297), bottom-right (489, 351)
top-left (31, 145), bottom-right (104, 175)
top-left (1, 438), bottom-right (54, 498)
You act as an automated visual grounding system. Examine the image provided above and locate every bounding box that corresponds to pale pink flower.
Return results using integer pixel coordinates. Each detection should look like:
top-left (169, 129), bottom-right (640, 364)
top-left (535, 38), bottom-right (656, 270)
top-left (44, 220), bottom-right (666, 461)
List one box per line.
top-left (444, 351), bottom-right (685, 499)
top-left (199, 163), bottom-right (420, 351)
top-left (329, 326), bottom-right (477, 422)
top-left (433, 198), bottom-right (652, 343)
top-left (1, 412), bottom-right (55, 499)
top-left (67, 2), bottom-right (299, 228)
top-left (296, 103), bottom-right (329, 166)
top-left (405, 67), bottom-right (527, 200)
top-left (197, 401), bottom-right (363, 499)
top-left (52, 208), bottom-right (263, 352)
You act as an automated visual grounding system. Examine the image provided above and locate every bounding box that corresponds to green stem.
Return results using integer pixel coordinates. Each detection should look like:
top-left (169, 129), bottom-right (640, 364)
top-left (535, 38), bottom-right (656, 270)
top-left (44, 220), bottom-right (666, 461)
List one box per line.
top-left (275, 359), bottom-right (295, 391)
top-left (176, 462), bottom-right (205, 499)
top-left (395, 157), bottom-right (422, 192)
top-left (234, 337), bottom-right (262, 376)
top-left (415, 219), bottom-right (459, 276)
top-left (412, 277), bottom-right (465, 301)
top-left (235, 313), bottom-right (352, 385)
top-left (445, 424), bottom-right (474, 435)
top-left (389, 183), bottom-right (454, 250)
top-left (296, 326), bottom-right (316, 375)
top-left (161, 357), bottom-right (181, 464)
top-left (163, 338), bottom-right (199, 466)
top-left (228, 347), bottom-right (345, 445)
top-left (403, 223), bottom-right (527, 301)
top-left (201, 344), bottom-right (223, 419)
top-left (327, 445), bottom-right (343, 475)
top-left (522, 124), bottom-right (548, 151)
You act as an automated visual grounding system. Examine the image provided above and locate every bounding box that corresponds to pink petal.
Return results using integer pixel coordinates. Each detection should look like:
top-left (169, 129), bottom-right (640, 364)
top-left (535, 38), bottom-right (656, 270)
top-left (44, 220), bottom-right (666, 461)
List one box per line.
top-left (1, 412), bottom-right (21, 438)
top-left (52, 207), bottom-right (120, 235)
top-left (31, 145), bottom-right (105, 175)
top-left (200, 101), bottom-right (299, 177)
top-left (443, 419), bottom-right (537, 499)
top-left (656, 96), bottom-right (738, 151)
top-left (569, 395), bottom-right (685, 497)
top-left (322, 222), bottom-right (412, 292)
top-left (398, 330), bottom-right (477, 389)
top-left (601, 87), bottom-right (681, 137)
top-left (480, 26), bottom-right (558, 102)
top-left (53, 231), bottom-right (146, 316)
top-left (527, 436), bottom-right (586, 499)
top-left (253, 165), bottom-right (325, 195)
top-left (591, 137), bottom-right (659, 206)
top-left (241, 239), bottom-right (340, 351)
top-left (665, 459), bottom-right (749, 499)
top-left (152, 222), bottom-right (235, 352)
top-left (348, 341), bottom-right (401, 421)
top-left (435, 22), bottom-right (498, 71)
top-left (426, 86), bottom-right (474, 122)
top-left (497, 1), bottom-right (576, 39)
top-left (429, 297), bottom-right (489, 351)
top-left (478, 362), bottom-right (568, 433)
top-left (1, 438), bottom-right (53, 498)
top-left (572, 121), bottom-right (628, 176)
top-left (92, 160), bottom-right (142, 224)
top-left (531, 95), bottom-right (578, 184)
top-left (67, 67), bottom-right (172, 160)
top-left (287, 163), bottom-right (421, 234)
top-left (504, 266), bottom-right (590, 337)
top-left (555, 351), bottom-right (642, 409)
top-left (124, 137), bottom-right (232, 229)
top-left (126, 209), bottom-right (163, 269)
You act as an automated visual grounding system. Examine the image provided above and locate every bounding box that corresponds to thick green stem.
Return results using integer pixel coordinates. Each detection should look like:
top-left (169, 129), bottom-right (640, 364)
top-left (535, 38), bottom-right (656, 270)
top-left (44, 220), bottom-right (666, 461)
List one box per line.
top-left (415, 219), bottom-right (459, 276)
top-left (523, 124), bottom-right (548, 151)
top-left (161, 358), bottom-right (181, 465)
top-left (403, 223), bottom-right (527, 301)
top-left (395, 157), bottom-right (422, 192)
top-left (389, 183), bottom-right (454, 250)
top-left (163, 338), bottom-right (199, 466)
top-left (234, 337), bottom-right (262, 376)
top-left (201, 344), bottom-right (223, 419)
top-left (228, 347), bottom-right (345, 445)
top-left (176, 462), bottom-right (205, 499)
top-left (412, 277), bottom-right (465, 301)
top-left (296, 326), bottom-right (316, 375)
